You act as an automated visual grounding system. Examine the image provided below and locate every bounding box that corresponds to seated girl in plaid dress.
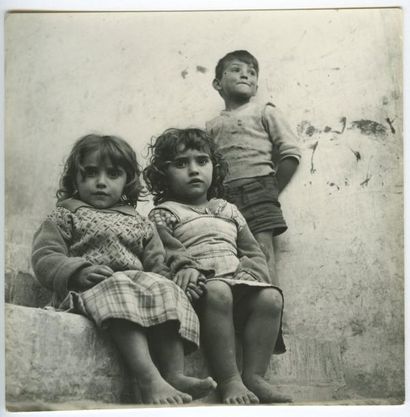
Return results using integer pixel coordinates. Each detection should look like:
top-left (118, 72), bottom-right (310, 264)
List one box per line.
top-left (31, 134), bottom-right (216, 405)
top-left (144, 128), bottom-right (291, 405)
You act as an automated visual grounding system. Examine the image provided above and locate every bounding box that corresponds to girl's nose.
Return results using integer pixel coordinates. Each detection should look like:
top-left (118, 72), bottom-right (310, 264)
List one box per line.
top-left (96, 173), bottom-right (107, 187)
top-left (188, 162), bottom-right (199, 175)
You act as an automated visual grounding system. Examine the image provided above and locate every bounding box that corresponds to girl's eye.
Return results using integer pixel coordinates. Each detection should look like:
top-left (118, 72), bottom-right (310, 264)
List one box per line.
top-left (173, 159), bottom-right (188, 168)
top-left (197, 156), bottom-right (210, 166)
top-left (249, 69), bottom-right (256, 76)
top-left (84, 167), bottom-right (98, 177)
top-left (107, 168), bottom-right (122, 178)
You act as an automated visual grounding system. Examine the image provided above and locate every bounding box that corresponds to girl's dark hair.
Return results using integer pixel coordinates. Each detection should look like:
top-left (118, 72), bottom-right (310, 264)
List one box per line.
top-left (215, 50), bottom-right (259, 80)
top-left (143, 128), bottom-right (228, 205)
top-left (57, 134), bottom-right (145, 207)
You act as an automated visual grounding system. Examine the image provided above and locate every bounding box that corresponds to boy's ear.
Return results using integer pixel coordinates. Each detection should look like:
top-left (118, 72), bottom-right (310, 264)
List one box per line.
top-left (212, 78), bottom-right (222, 92)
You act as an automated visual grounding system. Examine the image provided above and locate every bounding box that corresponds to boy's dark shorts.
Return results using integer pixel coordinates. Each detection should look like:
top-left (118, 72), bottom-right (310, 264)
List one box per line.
top-left (224, 174), bottom-right (288, 236)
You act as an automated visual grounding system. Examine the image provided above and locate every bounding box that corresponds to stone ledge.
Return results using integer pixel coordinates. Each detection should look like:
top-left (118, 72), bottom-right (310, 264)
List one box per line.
top-left (5, 270), bottom-right (51, 307)
top-left (5, 303), bottom-right (346, 407)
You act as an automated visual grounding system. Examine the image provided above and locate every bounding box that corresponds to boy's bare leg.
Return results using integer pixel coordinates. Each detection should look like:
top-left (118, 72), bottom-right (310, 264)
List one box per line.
top-left (240, 288), bottom-right (292, 403)
top-left (149, 321), bottom-right (217, 399)
top-left (198, 280), bottom-right (259, 405)
top-left (108, 319), bottom-right (192, 405)
top-left (254, 231), bottom-right (278, 286)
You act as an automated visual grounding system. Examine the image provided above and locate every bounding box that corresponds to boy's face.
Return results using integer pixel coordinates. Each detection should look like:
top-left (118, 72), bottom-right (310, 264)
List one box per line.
top-left (213, 59), bottom-right (258, 103)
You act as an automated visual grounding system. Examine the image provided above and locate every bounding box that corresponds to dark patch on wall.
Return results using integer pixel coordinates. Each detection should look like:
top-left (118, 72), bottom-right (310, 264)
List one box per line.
top-left (309, 141), bottom-right (319, 174)
top-left (386, 118), bottom-right (396, 134)
top-left (181, 68), bottom-right (188, 79)
top-left (332, 117), bottom-right (347, 134)
top-left (350, 319), bottom-right (365, 336)
top-left (306, 125), bottom-right (316, 136)
top-left (196, 65), bottom-right (207, 73)
top-left (328, 181), bottom-right (340, 190)
top-left (297, 120), bottom-right (321, 137)
top-left (350, 120), bottom-right (387, 136)
top-left (297, 117), bottom-right (346, 138)
top-left (349, 148), bottom-right (361, 162)
top-left (360, 175), bottom-right (372, 187)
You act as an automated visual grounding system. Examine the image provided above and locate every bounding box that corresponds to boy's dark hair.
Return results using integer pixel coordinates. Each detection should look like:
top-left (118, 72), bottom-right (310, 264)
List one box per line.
top-left (57, 134), bottom-right (145, 207)
top-left (214, 50), bottom-right (259, 80)
top-left (143, 128), bottom-right (228, 205)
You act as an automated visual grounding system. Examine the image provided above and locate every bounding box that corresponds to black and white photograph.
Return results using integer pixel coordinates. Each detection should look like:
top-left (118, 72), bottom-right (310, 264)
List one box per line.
top-left (2, 1), bottom-right (407, 416)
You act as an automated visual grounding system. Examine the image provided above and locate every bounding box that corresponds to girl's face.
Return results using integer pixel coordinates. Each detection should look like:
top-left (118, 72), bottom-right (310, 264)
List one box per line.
top-left (76, 150), bottom-right (127, 209)
top-left (166, 147), bottom-right (213, 206)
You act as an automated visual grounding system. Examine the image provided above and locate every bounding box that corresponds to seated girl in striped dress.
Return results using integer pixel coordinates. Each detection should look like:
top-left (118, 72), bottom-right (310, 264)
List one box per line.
top-left (31, 134), bottom-right (216, 405)
top-left (144, 128), bottom-right (291, 405)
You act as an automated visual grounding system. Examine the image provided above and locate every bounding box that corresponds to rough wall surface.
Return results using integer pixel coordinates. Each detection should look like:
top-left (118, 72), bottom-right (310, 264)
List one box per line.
top-left (4, 9), bottom-right (403, 401)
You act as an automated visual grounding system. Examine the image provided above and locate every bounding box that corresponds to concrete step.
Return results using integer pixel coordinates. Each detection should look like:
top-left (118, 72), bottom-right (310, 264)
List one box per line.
top-left (5, 303), bottom-right (346, 410)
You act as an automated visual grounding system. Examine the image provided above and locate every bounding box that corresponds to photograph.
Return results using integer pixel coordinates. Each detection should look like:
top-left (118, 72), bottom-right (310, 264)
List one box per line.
top-left (2, 2), bottom-right (406, 416)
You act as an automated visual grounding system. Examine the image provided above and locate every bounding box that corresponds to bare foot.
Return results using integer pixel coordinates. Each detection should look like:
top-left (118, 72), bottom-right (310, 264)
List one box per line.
top-left (243, 374), bottom-right (292, 404)
top-left (219, 376), bottom-right (259, 405)
top-left (138, 375), bottom-right (192, 405)
top-left (165, 373), bottom-right (217, 400)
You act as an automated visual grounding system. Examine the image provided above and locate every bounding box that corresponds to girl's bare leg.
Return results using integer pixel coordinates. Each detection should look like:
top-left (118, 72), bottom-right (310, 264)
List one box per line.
top-left (149, 321), bottom-right (217, 399)
top-left (108, 319), bottom-right (192, 405)
top-left (198, 280), bottom-right (259, 405)
top-left (240, 288), bottom-right (292, 403)
top-left (254, 231), bottom-right (278, 286)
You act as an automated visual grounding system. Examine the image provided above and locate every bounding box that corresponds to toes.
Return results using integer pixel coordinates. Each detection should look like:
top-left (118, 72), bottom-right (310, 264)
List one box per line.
top-left (173, 396), bottom-right (183, 405)
top-left (181, 393), bottom-right (192, 403)
top-left (206, 377), bottom-right (218, 389)
top-left (249, 392), bottom-right (260, 404)
top-left (238, 396), bottom-right (247, 405)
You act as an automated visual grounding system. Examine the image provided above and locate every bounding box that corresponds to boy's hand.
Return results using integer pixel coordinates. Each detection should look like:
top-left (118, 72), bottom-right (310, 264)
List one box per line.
top-left (71, 265), bottom-right (114, 291)
top-left (173, 268), bottom-right (207, 301)
top-left (276, 157), bottom-right (299, 193)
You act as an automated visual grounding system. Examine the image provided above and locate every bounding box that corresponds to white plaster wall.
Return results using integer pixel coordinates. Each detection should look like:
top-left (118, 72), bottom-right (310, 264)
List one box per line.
top-left (5, 9), bottom-right (403, 399)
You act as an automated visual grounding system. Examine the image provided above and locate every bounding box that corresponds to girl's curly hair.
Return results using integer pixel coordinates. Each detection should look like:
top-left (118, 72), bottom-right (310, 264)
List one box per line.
top-left (143, 128), bottom-right (228, 205)
top-left (57, 134), bottom-right (146, 208)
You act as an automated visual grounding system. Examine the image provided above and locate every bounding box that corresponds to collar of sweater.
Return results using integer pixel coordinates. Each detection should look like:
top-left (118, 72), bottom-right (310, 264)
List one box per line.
top-left (57, 198), bottom-right (138, 216)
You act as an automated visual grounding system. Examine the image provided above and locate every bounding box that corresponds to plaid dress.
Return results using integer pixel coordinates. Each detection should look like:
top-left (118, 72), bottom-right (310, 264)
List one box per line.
top-left (32, 198), bottom-right (200, 351)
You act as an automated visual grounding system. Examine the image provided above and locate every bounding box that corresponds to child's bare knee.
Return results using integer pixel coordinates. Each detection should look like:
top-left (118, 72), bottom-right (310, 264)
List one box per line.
top-left (205, 281), bottom-right (233, 309)
top-left (258, 288), bottom-right (283, 315)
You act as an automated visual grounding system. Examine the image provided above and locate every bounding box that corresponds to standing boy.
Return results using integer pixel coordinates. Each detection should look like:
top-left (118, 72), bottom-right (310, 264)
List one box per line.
top-left (206, 50), bottom-right (301, 286)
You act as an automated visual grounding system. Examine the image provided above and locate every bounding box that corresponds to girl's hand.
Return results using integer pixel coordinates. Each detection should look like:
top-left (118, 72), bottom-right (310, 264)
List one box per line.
top-left (186, 278), bottom-right (207, 302)
top-left (71, 265), bottom-right (114, 291)
top-left (173, 267), bottom-right (201, 292)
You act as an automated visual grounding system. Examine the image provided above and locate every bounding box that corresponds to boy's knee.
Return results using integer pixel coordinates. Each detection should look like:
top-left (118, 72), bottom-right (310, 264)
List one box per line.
top-left (254, 232), bottom-right (274, 260)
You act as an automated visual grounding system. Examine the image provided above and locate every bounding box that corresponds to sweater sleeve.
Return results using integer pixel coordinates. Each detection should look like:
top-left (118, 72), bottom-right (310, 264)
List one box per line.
top-left (31, 213), bottom-right (92, 302)
top-left (141, 222), bottom-right (172, 279)
top-left (149, 208), bottom-right (214, 277)
top-left (262, 103), bottom-right (301, 163)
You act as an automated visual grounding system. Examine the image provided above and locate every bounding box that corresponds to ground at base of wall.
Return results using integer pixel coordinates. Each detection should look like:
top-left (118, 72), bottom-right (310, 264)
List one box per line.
top-left (6, 397), bottom-right (404, 412)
